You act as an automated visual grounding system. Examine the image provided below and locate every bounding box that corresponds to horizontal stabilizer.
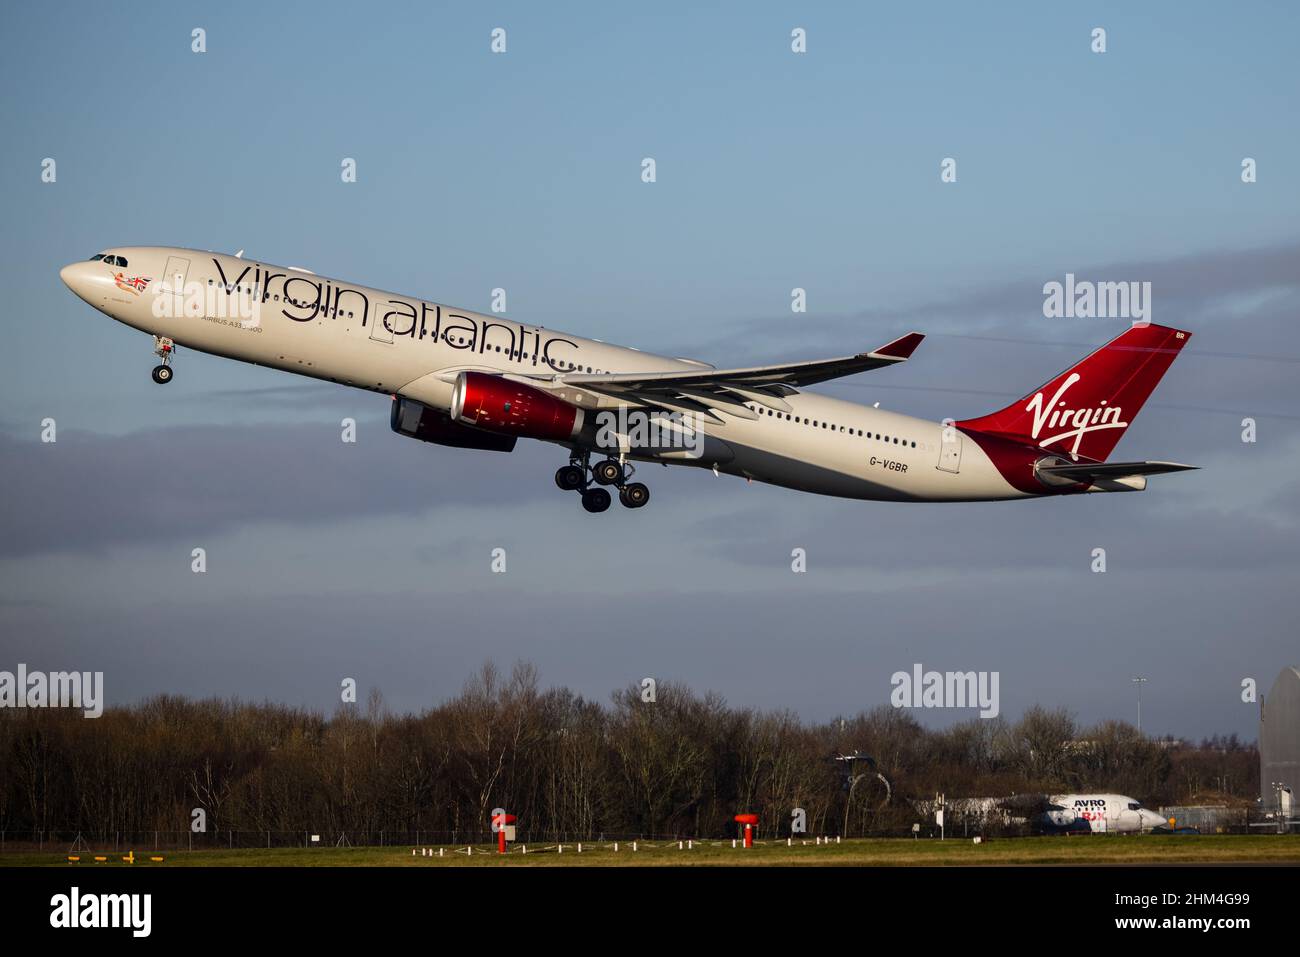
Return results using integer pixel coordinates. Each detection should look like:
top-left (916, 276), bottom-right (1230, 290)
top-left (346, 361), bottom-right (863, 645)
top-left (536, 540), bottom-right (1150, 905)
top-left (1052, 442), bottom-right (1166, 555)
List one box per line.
top-left (1037, 460), bottom-right (1198, 482)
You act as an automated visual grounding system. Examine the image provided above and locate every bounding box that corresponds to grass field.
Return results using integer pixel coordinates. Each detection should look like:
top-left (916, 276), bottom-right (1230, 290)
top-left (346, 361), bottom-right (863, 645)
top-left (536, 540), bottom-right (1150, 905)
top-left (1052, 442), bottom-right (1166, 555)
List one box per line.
top-left (4, 834), bottom-right (1298, 867)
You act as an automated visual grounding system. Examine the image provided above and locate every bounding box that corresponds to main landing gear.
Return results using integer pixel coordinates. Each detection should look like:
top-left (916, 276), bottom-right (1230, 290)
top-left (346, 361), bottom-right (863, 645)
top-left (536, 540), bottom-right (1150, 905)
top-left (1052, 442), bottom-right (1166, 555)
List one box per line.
top-left (554, 452), bottom-right (650, 513)
top-left (151, 335), bottom-right (175, 384)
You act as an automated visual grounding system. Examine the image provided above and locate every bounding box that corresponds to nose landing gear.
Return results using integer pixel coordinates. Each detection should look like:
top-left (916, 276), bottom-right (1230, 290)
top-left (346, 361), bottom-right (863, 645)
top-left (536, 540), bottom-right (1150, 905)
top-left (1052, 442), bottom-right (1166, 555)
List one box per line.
top-left (555, 453), bottom-right (651, 512)
top-left (151, 336), bottom-right (175, 385)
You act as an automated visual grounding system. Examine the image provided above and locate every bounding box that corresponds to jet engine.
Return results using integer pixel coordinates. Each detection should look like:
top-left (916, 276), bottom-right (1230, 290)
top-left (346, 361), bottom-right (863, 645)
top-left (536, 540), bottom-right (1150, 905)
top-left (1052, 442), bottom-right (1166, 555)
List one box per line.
top-left (390, 396), bottom-right (517, 452)
top-left (450, 371), bottom-right (584, 441)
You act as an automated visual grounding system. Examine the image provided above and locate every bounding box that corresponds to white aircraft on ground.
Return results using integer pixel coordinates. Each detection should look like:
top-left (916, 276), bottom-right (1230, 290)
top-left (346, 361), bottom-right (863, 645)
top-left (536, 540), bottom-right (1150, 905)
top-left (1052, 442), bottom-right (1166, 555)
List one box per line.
top-left (1041, 794), bottom-right (1170, 834)
top-left (61, 247), bottom-right (1196, 512)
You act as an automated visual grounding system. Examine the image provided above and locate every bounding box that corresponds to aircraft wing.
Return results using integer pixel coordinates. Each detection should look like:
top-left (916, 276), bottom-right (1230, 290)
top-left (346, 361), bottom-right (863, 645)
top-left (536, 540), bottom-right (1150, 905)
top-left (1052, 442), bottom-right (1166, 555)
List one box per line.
top-left (994, 793), bottom-right (1056, 815)
top-left (1036, 461), bottom-right (1198, 482)
top-left (559, 332), bottom-right (924, 420)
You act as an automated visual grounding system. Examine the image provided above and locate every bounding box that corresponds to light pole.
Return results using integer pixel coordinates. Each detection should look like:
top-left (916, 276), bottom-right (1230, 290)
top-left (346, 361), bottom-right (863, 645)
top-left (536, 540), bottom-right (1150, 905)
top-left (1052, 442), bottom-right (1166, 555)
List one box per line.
top-left (1132, 676), bottom-right (1148, 735)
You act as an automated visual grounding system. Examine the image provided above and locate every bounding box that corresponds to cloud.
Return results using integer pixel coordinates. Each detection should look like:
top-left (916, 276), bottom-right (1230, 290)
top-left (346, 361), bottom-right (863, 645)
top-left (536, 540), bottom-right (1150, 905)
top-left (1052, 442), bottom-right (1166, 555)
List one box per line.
top-left (0, 423), bottom-right (562, 559)
top-left (0, 564), bottom-right (1287, 740)
top-left (681, 237), bottom-right (1300, 365)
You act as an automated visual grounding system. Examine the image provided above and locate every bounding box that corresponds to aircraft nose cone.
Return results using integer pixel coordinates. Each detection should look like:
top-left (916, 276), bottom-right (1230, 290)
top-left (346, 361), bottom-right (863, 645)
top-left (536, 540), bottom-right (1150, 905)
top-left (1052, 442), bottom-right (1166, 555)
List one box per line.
top-left (60, 261), bottom-right (102, 302)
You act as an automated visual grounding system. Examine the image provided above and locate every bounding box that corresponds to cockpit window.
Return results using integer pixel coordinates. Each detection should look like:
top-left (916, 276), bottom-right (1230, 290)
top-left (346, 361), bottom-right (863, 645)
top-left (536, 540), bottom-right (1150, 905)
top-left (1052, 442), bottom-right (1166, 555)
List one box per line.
top-left (1127, 802), bottom-right (1141, 811)
top-left (113, 256), bottom-right (127, 267)
top-left (88, 254), bottom-right (105, 261)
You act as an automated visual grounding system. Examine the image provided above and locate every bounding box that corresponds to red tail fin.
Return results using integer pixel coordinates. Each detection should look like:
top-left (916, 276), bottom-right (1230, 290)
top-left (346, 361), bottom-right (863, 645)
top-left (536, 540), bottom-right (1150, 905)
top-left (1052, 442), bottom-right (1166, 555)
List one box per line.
top-left (957, 324), bottom-right (1191, 461)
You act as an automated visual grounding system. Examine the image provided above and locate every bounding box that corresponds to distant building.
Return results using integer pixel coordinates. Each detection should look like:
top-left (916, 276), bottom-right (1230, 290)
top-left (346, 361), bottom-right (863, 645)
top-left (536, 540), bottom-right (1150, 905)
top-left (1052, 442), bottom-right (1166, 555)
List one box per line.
top-left (1260, 666), bottom-right (1300, 823)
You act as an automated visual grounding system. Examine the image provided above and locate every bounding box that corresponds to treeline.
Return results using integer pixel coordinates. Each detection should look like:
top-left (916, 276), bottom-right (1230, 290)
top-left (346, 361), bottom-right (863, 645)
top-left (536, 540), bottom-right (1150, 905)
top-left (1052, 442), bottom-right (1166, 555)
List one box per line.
top-left (0, 662), bottom-right (1258, 841)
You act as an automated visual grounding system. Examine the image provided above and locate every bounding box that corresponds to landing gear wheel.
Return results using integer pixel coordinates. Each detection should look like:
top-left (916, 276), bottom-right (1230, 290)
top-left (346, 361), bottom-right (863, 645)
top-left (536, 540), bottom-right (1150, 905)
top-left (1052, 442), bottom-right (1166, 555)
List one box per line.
top-left (581, 487), bottom-right (612, 513)
top-left (593, 459), bottom-right (624, 486)
top-left (619, 483), bottom-right (650, 509)
top-left (555, 465), bottom-right (585, 491)
top-left (151, 336), bottom-right (176, 384)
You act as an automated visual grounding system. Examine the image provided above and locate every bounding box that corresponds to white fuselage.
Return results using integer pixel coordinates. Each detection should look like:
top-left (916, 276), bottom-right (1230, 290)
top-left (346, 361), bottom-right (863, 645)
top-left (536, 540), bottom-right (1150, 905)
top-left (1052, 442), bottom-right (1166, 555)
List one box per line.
top-left (1048, 794), bottom-right (1169, 834)
top-left (61, 246), bottom-right (1030, 502)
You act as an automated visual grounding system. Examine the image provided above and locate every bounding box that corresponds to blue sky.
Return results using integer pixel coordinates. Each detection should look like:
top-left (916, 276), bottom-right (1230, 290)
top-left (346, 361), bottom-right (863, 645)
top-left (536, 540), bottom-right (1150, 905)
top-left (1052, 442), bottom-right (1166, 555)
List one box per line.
top-left (1, 2), bottom-right (1297, 740)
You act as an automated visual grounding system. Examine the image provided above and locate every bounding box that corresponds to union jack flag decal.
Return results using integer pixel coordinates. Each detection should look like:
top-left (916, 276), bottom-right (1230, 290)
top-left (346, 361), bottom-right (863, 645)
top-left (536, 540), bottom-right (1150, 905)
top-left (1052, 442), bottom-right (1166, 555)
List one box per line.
top-left (113, 273), bottom-right (151, 294)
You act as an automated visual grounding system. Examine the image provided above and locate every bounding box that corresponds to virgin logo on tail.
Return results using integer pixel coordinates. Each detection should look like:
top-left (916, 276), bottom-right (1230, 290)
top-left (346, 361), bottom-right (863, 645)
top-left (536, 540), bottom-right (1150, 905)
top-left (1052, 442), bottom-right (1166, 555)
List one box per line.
top-left (1026, 373), bottom-right (1127, 455)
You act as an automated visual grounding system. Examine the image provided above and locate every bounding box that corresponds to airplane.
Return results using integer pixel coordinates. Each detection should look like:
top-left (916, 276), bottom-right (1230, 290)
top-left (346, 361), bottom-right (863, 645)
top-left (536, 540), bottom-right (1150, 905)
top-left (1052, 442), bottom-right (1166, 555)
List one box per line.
top-left (956, 793), bottom-right (1171, 834)
top-left (60, 246), bottom-right (1197, 513)
top-left (1038, 794), bottom-right (1170, 834)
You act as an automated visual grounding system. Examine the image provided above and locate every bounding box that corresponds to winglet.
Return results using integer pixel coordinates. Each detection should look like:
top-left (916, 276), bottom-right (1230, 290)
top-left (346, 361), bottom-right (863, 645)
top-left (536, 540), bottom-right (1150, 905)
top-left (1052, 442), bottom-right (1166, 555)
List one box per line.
top-left (870, 332), bottom-right (925, 360)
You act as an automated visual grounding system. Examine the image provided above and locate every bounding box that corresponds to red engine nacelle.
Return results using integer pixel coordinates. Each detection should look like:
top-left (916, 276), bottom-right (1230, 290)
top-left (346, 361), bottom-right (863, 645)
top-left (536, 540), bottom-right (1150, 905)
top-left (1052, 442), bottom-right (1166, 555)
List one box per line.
top-left (451, 371), bottom-right (584, 441)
